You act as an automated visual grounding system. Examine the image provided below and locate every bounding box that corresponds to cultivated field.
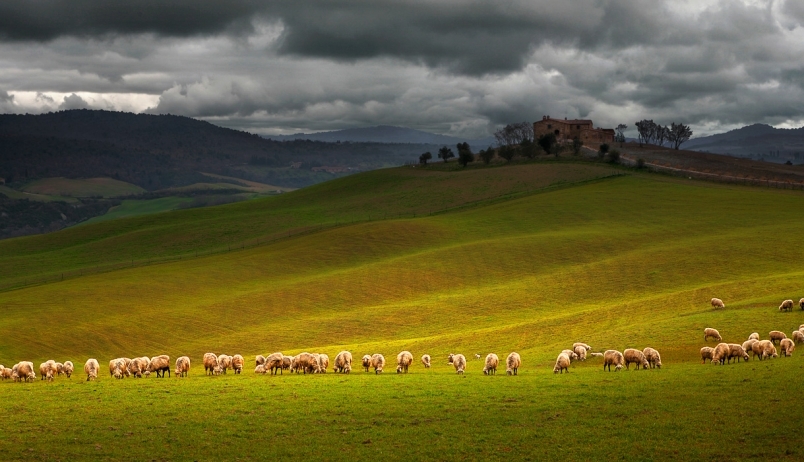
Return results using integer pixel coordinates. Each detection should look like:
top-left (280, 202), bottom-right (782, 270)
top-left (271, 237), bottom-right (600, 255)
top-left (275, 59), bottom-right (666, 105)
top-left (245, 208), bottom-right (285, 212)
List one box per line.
top-left (21, 177), bottom-right (146, 198)
top-left (2, 161), bottom-right (804, 460)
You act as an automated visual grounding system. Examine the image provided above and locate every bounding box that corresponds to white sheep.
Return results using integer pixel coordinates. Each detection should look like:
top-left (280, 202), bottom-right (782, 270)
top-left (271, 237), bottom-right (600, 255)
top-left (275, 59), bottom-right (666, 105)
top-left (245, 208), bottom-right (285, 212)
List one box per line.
top-left (711, 298), bottom-right (725, 309)
top-left (704, 328), bottom-right (722, 342)
top-left (175, 356), bottom-right (190, 377)
top-left (231, 354), bottom-right (244, 374)
top-left (780, 338), bottom-right (795, 357)
top-left (451, 354), bottom-right (467, 374)
top-left (63, 361), bottom-right (74, 378)
top-left (370, 354), bottom-right (386, 374)
top-left (361, 355), bottom-right (371, 373)
top-left (642, 347), bottom-right (662, 369)
top-left (396, 351), bottom-right (413, 374)
top-left (779, 299), bottom-right (794, 312)
top-left (255, 355), bottom-right (266, 367)
top-left (769, 331), bottom-right (787, 345)
top-left (128, 357), bottom-right (148, 378)
top-left (317, 354), bottom-right (330, 373)
top-left (799, 298), bottom-right (804, 311)
top-left (294, 352), bottom-right (317, 374)
top-left (483, 353), bottom-right (499, 375)
top-left (623, 349), bottom-right (650, 370)
top-left (84, 359), bottom-right (99, 381)
top-left (16, 361), bottom-right (36, 382)
top-left (203, 353), bottom-right (218, 375)
top-left (752, 340), bottom-right (778, 360)
top-left (561, 349), bottom-right (579, 363)
top-left (572, 343), bottom-right (592, 352)
top-left (791, 330), bottom-right (804, 345)
top-left (572, 345), bottom-right (588, 361)
top-left (700, 347), bottom-right (714, 363)
top-left (603, 350), bottom-right (624, 371)
top-left (711, 343), bottom-right (731, 365)
top-left (553, 352), bottom-right (571, 374)
top-left (421, 354), bottom-right (431, 368)
top-left (748, 332), bottom-right (759, 341)
top-left (254, 364), bottom-right (266, 374)
top-left (506, 352), bottom-right (521, 375)
top-left (727, 344), bottom-right (750, 363)
top-left (148, 355), bottom-right (171, 378)
top-left (216, 354), bottom-right (232, 375)
top-left (742, 339), bottom-right (758, 359)
top-left (334, 351), bottom-right (352, 373)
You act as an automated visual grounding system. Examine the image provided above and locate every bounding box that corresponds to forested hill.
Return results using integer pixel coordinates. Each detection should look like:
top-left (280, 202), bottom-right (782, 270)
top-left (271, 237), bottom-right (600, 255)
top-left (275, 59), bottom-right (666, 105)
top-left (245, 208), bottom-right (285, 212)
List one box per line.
top-left (0, 110), bottom-right (435, 189)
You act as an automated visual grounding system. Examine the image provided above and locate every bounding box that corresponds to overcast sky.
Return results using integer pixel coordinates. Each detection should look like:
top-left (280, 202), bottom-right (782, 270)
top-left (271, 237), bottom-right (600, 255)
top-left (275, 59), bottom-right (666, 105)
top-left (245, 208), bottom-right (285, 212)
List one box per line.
top-left (0, 0), bottom-right (802, 138)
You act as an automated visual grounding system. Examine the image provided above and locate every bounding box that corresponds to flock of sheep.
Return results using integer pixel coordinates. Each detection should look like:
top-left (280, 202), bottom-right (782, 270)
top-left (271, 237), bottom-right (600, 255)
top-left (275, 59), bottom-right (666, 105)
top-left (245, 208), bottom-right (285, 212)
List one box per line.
top-left (551, 342), bottom-right (662, 373)
top-left (701, 325), bottom-right (804, 364)
top-left (3, 299), bottom-right (802, 382)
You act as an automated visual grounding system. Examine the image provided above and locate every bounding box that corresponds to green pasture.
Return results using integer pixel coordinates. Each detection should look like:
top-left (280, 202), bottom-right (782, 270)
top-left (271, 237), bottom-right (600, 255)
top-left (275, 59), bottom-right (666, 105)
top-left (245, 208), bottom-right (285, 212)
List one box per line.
top-left (80, 197), bottom-right (195, 225)
top-left (2, 160), bottom-right (804, 459)
top-left (0, 184), bottom-right (78, 203)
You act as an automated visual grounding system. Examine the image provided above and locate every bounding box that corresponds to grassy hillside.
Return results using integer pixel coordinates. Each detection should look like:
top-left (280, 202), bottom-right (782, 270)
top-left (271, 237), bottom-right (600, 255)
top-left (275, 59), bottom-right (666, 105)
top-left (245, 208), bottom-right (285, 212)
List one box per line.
top-left (1, 162), bottom-right (804, 459)
top-left (21, 177), bottom-right (146, 198)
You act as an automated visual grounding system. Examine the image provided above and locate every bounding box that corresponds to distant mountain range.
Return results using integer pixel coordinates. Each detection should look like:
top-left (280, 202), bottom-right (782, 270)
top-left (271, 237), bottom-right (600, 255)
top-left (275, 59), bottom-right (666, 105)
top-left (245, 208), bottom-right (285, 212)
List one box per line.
top-left (267, 125), bottom-right (497, 148)
top-left (685, 124), bottom-right (804, 163)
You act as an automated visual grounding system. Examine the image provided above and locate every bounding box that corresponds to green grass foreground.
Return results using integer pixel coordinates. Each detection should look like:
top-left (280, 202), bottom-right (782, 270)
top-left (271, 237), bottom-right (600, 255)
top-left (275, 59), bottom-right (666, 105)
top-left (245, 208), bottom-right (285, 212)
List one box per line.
top-left (2, 161), bottom-right (804, 459)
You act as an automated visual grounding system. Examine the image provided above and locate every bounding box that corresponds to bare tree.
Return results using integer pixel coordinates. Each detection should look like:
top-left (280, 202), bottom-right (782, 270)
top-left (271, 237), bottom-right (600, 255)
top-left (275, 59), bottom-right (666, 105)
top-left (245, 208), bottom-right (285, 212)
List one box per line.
top-left (667, 122), bottom-right (692, 150)
top-left (493, 122), bottom-right (534, 146)
top-left (655, 125), bottom-right (669, 147)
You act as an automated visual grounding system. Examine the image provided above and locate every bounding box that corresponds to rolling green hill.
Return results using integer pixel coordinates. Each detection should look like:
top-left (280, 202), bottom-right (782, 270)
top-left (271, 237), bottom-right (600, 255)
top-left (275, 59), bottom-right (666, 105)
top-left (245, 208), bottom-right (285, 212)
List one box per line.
top-left (1, 161), bottom-right (804, 460)
top-left (21, 177), bottom-right (146, 198)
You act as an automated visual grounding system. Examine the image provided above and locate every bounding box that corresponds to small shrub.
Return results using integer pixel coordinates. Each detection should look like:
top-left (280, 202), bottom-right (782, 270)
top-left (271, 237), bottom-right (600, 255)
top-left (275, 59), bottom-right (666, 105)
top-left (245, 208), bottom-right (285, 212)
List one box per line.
top-left (607, 149), bottom-right (620, 164)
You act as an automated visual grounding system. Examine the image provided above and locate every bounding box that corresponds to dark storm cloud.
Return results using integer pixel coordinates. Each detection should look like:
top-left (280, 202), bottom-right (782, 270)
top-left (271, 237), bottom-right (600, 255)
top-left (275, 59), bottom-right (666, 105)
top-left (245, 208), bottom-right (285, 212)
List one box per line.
top-left (0, 1), bottom-right (260, 41)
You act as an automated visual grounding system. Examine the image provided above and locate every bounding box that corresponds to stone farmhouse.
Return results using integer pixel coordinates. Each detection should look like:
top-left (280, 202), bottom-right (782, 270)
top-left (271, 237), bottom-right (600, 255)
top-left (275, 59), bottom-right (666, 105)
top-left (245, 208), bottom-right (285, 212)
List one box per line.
top-left (533, 116), bottom-right (614, 145)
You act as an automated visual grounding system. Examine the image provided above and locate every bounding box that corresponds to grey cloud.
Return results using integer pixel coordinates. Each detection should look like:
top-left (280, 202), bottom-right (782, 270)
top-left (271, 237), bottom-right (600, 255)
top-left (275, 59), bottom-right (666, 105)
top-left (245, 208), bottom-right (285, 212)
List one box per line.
top-left (0, 1), bottom-right (260, 41)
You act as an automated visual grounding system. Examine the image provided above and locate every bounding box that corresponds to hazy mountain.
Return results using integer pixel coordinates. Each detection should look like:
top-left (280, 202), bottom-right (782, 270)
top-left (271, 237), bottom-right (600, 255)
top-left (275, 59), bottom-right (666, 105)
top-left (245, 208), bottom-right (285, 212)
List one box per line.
top-left (685, 124), bottom-right (804, 162)
top-left (0, 110), bottom-right (433, 190)
top-left (268, 125), bottom-right (497, 148)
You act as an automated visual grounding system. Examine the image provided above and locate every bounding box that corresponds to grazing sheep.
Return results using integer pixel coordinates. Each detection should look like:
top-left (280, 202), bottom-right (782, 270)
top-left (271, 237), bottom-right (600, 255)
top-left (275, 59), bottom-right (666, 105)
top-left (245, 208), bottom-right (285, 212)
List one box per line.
top-left (483, 353), bottom-right (499, 375)
top-left (642, 347), bottom-right (662, 369)
top-left (451, 354), bottom-right (467, 375)
top-left (700, 347), bottom-right (714, 363)
top-left (362, 355), bottom-right (372, 373)
top-left (0, 366), bottom-right (11, 380)
top-left (742, 339), bottom-right (759, 359)
top-left (203, 353), bottom-right (218, 376)
top-left (334, 351), bottom-right (353, 373)
top-left (589, 352), bottom-right (604, 358)
top-left (800, 324), bottom-right (804, 331)
top-left (14, 361), bottom-right (36, 382)
top-left (779, 299), bottom-right (794, 312)
top-left (55, 362), bottom-right (64, 376)
top-left (255, 364), bottom-right (266, 374)
top-left (623, 349), bottom-right (650, 370)
top-left (175, 356), bottom-right (190, 377)
top-left (263, 352), bottom-right (284, 375)
top-left (40, 360), bottom-right (57, 381)
top-left (753, 340), bottom-right (778, 360)
top-left (704, 328), bottom-right (722, 342)
top-left (553, 352), bottom-right (571, 374)
top-left (474, 354), bottom-right (481, 360)
top-left (84, 359), bottom-right (99, 382)
top-left (396, 351), bottom-right (413, 374)
top-left (780, 338), bottom-right (795, 357)
top-left (573, 345), bottom-right (588, 361)
top-left (711, 298), bottom-right (725, 309)
top-left (769, 331), bottom-right (787, 344)
top-left (231, 354), bottom-right (244, 374)
top-left (800, 298), bottom-right (804, 310)
top-left (282, 356), bottom-right (292, 372)
top-left (572, 343), bottom-right (592, 352)
top-left (792, 330), bottom-right (804, 345)
top-left (317, 354), bottom-right (330, 373)
top-left (128, 357), bottom-right (148, 378)
top-left (727, 344), bottom-right (750, 363)
top-left (109, 358), bottom-right (126, 379)
top-left (506, 352), bottom-right (521, 376)
top-left (294, 352), bottom-right (317, 374)
top-left (447, 353), bottom-right (454, 365)
top-left (561, 350), bottom-right (580, 363)
top-left (711, 343), bottom-right (731, 365)
top-left (216, 354), bottom-right (233, 375)
top-left (255, 355), bottom-right (266, 367)
top-left (421, 354), bottom-right (431, 368)
top-left (63, 361), bottom-right (74, 378)
top-left (148, 355), bottom-right (171, 378)
top-left (370, 354), bottom-right (386, 374)
top-left (748, 332), bottom-right (759, 341)
top-left (603, 350), bottom-right (624, 371)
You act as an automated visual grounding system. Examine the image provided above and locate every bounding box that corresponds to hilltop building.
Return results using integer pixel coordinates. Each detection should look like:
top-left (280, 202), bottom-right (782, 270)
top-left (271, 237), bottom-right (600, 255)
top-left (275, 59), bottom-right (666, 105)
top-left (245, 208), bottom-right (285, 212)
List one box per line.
top-left (533, 116), bottom-right (614, 145)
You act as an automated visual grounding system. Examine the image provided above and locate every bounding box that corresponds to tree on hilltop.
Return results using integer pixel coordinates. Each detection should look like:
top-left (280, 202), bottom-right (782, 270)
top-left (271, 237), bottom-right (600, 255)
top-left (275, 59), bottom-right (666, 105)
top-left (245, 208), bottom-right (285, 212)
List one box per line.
top-left (457, 142), bottom-right (474, 167)
top-left (667, 122), bottom-right (692, 150)
top-left (537, 133), bottom-right (557, 156)
top-left (478, 146), bottom-right (495, 164)
top-left (494, 122), bottom-right (533, 146)
top-left (498, 145), bottom-right (516, 162)
top-left (438, 146), bottom-right (455, 163)
top-left (520, 138), bottom-right (537, 159)
top-left (419, 151), bottom-right (432, 165)
top-left (615, 124), bottom-right (627, 144)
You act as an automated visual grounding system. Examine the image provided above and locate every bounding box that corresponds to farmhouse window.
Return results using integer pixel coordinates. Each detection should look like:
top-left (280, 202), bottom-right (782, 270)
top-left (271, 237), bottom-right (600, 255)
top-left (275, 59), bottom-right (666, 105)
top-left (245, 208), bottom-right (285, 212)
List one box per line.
top-left (547, 124), bottom-right (552, 129)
